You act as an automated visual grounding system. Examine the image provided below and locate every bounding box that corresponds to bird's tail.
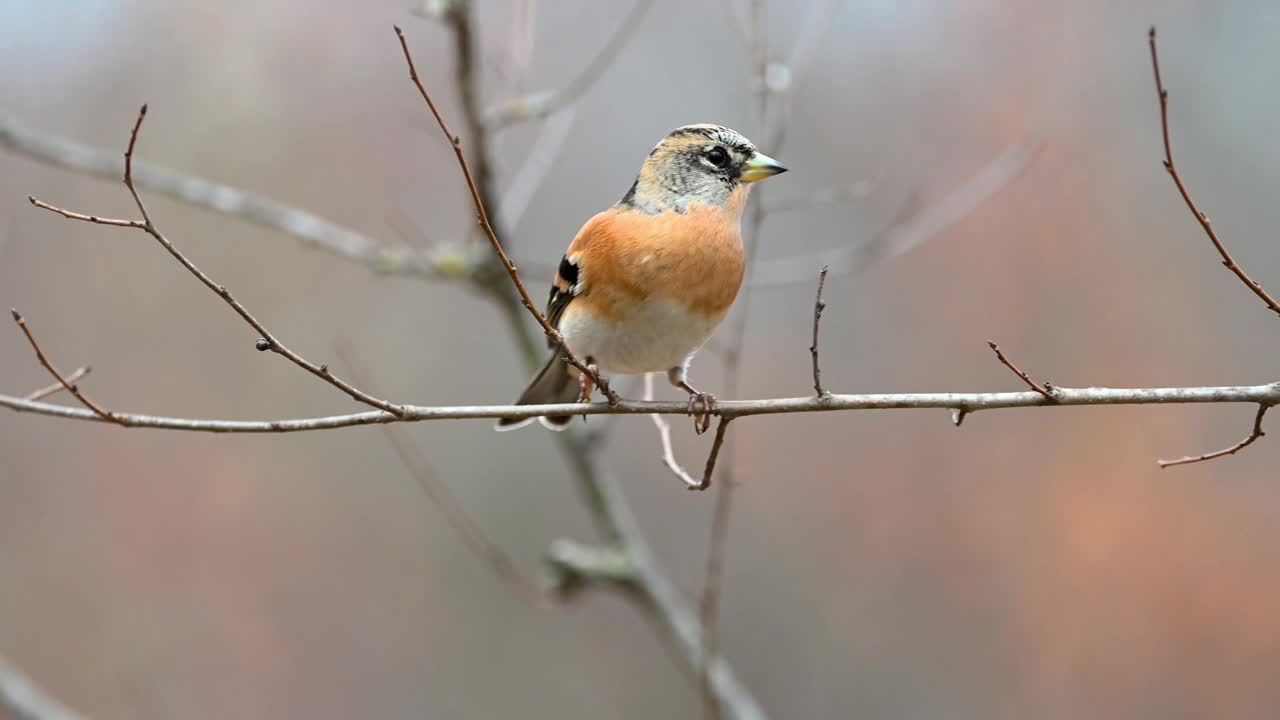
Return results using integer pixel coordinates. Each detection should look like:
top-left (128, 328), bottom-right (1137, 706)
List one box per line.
top-left (494, 351), bottom-right (579, 431)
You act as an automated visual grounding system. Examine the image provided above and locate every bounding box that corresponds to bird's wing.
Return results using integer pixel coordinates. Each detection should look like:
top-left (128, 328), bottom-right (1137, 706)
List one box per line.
top-left (544, 211), bottom-right (611, 345)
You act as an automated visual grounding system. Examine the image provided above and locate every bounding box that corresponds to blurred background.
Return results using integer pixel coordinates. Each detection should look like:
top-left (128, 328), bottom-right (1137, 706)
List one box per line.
top-left (4, 0), bottom-right (1280, 718)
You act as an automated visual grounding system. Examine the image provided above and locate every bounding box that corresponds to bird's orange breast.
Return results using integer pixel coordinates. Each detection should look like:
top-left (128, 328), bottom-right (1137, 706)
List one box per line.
top-left (567, 186), bottom-right (748, 324)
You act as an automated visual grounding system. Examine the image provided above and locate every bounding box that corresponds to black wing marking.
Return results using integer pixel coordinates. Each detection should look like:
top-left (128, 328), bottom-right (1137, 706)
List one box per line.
top-left (545, 254), bottom-right (579, 346)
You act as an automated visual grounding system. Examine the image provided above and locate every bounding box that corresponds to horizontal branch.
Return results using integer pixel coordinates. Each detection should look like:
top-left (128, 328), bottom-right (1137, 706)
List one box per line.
top-left (0, 113), bottom-right (460, 279)
top-left (3, 383), bottom-right (1277, 433)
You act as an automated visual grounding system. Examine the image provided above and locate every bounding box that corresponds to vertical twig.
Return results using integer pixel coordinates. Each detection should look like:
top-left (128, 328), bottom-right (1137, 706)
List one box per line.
top-left (810, 266), bottom-right (829, 397)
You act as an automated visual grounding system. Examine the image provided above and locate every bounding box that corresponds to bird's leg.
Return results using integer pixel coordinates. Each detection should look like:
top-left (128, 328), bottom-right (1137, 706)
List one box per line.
top-left (667, 365), bottom-right (716, 435)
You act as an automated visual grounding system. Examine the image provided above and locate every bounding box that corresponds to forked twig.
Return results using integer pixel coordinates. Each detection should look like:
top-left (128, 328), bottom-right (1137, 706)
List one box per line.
top-left (11, 309), bottom-right (122, 424)
top-left (28, 105), bottom-right (406, 417)
top-left (24, 366), bottom-right (91, 402)
top-left (1159, 404), bottom-right (1271, 468)
top-left (394, 26), bottom-right (618, 405)
top-left (987, 341), bottom-right (1056, 402)
top-left (1149, 27), bottom-right (1280, 317)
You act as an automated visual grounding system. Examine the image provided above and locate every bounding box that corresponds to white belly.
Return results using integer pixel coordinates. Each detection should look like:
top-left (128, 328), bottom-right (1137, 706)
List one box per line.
top-left (559, 299), bottom-right (724, 375)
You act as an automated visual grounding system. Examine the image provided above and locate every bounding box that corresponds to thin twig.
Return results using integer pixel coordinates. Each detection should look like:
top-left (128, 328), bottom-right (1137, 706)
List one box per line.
top-left (1158, 404), bottom-right (1271, 468)
top-left (336, 344), bottom-right (553, 608)
top-left (25, 198), bottom-right (143, 228)
top-left (987, 341), bottom-right (1056, 402)
top-left (810, 266), bottom-right (830, 397)
top-left (11, 309), bottom-right (122, 424)
top-left (1149, 27), bottom-right (1280, 317)
top-left (27, 105), bottom-right (405, 417)
top-left (24, 366), bottom-right (91, 402)
top-left (695, 418), bottom-right (734, 492)
top-left (645, 373), bottom-right (701, 488)
top-left (394, 26), bottom-right (617, 404)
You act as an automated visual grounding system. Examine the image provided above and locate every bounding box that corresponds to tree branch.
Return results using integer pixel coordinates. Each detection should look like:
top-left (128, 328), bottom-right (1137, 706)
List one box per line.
top-left (1158, 404), bottom-right (1271, 468)
top-left (10, 310), bottom-right (120, 424)
top-left (0, 114), bottom-right (462, 280)
top-left (1148, 27), bottom-right (1280, 316)
top-left (394, 26), bottom-right (617, 404)
top-left (809, 266), bottom-right (830, 397)
top-left (27, 106), bottom-right (405, 417)
top-left (23, 366), bottom-right (91, 403)
top-left (6, 383), bottom-right (1278, 431)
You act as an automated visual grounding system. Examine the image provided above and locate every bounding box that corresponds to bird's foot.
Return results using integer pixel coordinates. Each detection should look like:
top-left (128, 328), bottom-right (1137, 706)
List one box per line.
top-left (679, 381), bottom-right (716, 435)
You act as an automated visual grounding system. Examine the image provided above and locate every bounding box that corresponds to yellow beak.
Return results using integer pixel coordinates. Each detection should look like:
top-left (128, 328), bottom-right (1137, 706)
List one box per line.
top-left (740, 152), bottom-right (788, 183)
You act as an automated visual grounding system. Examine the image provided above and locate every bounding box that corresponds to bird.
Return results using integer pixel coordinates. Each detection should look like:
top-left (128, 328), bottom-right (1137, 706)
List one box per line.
top-left (495, 123), bottom-right (787, 432)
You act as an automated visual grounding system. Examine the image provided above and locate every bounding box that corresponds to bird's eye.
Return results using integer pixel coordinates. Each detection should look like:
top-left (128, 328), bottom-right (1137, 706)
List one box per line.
top-left (706, 147), bottom-right (729, 167)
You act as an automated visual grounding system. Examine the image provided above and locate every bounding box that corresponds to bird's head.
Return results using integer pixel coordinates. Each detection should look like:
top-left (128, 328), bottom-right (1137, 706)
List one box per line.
top-left (620, 124), bottom-right (787, 214)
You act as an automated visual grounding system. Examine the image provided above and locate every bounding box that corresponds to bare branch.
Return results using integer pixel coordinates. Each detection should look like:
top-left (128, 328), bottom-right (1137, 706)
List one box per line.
top-left (695, 418), bottom-right (734, 492)
top-left (11, 310), bottom-right (122, 425)
top-left (810, 266), bottom-right (830, 397)
top-left (6, 383), bottom-right (1280, 432)
top-left (1149, 27), bottom-right (1280, 316)
top-left (483, 0), bottom-right (656, 128)
top-left (29, 106), bottom-right (405, 416)
top-left (0, 652), bottom-right (87, 720)
top-left (394, 26), bottom-right (617, 404)
top-left (23, 366), bottom-right (91, 402)
top-left (1158, 404), bottom-right (1271, 468)
top-left (987, 341), bottom-right (1056, 401)
top-left (580, 453), bottom-right (768, 720)
top-left (0, 114), bottom-right (456, 279)
top-left (25, 197), bottom-right (143, 228)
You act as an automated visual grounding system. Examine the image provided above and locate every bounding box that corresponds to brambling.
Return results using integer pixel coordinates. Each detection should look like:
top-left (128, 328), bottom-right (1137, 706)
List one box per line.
top-left (495, 124), bottom-right (787, 431)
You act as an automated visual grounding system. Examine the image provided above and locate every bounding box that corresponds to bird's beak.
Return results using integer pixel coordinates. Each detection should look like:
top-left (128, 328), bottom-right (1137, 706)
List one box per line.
top-left (740, 152), bottom-right (788, 183)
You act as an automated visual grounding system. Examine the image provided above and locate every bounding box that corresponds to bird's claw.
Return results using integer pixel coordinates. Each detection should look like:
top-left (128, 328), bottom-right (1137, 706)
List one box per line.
top-left (686, 391), bottom-right (716, 435)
